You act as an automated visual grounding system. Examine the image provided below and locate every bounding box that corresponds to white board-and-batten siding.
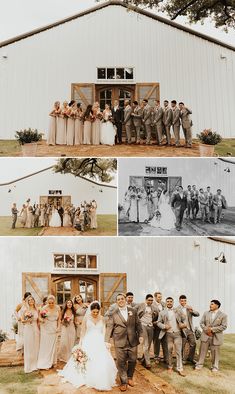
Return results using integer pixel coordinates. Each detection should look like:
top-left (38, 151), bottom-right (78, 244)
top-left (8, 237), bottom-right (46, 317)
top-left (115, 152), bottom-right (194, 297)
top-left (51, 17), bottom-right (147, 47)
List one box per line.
top-left (0, 3), bottom-right (234, 138)
top-left (0, 237), bottom-right (234, 333)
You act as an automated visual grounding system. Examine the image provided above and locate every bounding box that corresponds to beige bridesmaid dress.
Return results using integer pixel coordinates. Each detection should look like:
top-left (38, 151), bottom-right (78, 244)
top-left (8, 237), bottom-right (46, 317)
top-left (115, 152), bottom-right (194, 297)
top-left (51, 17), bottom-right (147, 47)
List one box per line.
top-left (90, 207), bottom-right (97, 229)
top-left (91, 117), bottom-right (101, 145)
top-left (74, 113), bottom-right (83, 145)
top-left (23, 309), bottom-right (40, 373)
top-left (47, 112), bottom-right (56, 145)
top-left (56, 114), bottom-right (67, 145)
top-left (75, 305), bottom-right (87, 342)
top-left (58, 314), bottom-right (76, 362)
top-left (66, 112), bottom-right (75, 145)
top-left (37, 308), bottom-right (59, 369)
top-left (83, 116), bottom-right (92, 144)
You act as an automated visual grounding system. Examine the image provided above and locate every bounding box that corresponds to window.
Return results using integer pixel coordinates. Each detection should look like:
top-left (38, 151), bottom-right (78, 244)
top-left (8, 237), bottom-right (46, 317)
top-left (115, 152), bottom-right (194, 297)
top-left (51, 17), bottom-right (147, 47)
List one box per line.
top-left (49, 190), bottom-right (62, 195)
top-left (53, 253), bottom-right (98, 270)
top-left (97, 67), bottom-right (134, 80)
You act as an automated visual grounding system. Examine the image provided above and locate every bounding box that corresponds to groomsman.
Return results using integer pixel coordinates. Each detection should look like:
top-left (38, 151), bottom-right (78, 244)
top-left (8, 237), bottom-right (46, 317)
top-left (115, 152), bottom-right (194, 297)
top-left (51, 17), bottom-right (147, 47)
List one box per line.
top-left (112, 100), bottom-right (123, 144)
top-left (34, 204), bottom-right (40, 227)
top-left (163, 100), bottom-right (173, 145)
top-left (152, 100), bottom-right (164, 145)
top-left (123, 100), bottom-right (133, 144)
top-left (186, 185), bottom-right (193, 219)
top-left (213, 189), bottom-right (227, 224)
top-left (11, 203), bottom-right (18, 229)
top-left (171, 186), bottom-right (187, 231)
top-left (142, 99), bottom-right (152, 145)
top-left (171, 100), bottom-right (181, 147)
top-left (198, 188), bottom-right (210, 222)
top-left (105, 291), bottom-right (137, 317)
top-left (195, 300), bottom-right (227, 372)
top-left (153, 292), bottom-right (168, 363)
top-left (205, 186), bottom-right (213, 220)
top-left (191, 185), bottom-right (199, 219)
top-left (176, 295), bottom-right (199, 365)
top-left (157, 297), bottom-right (186, 376)
top-left (131, 101), bottom-right (143, 144)
top-left (137, 294), bottom-right (158, 369)
top-left (179, 102), bottom-right (192, 148)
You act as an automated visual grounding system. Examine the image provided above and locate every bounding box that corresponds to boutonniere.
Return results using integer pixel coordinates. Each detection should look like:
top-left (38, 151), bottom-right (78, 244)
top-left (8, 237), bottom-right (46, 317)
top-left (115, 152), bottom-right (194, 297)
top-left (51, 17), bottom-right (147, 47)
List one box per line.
top-left (128, 311), bottom-right (133, 316)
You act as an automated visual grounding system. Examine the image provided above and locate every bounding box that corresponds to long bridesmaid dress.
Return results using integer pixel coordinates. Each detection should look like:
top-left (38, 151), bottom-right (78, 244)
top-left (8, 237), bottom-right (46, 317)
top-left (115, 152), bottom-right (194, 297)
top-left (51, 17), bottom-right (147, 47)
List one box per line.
top-left (83, 115), bottom-right (92, 144)
top-left (47, 111), bottom-right (57, 145)
top-left (91, 113), bottom-right (101, 145)
top-left (37, 308), bottom-right (59, 369)
top-left (56, 110), bottom-right (67, 145)
top-left (74, 111), bottom-right (83, 145)
top-left (58, 314), bottom-right (76, 362)
top-left (67, 108), bottom-right (75, 145)
top-left (23, 309), bottom-right (40, 373)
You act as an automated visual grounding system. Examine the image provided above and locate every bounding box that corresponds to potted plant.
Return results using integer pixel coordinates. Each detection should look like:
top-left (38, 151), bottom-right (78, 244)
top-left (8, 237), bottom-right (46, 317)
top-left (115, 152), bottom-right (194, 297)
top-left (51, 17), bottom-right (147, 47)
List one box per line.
top-left (0, 330), bottom-right (8, 351)
top-left (197, 129), bottom-right (222, 157)
top-left (15, 128), bottom-right (43, 157)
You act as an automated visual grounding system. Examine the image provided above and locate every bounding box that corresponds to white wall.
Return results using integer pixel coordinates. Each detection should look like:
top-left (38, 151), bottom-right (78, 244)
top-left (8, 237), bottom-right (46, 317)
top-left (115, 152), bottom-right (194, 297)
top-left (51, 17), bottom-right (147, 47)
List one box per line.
top-left (0, 168), bottom-right (117, 215)
top-left (0, 236), bottom-right (234, 333)
top-left (0, 5), bottom-right (234, 138)
top-left (118, 158), bottom-right (235, 206)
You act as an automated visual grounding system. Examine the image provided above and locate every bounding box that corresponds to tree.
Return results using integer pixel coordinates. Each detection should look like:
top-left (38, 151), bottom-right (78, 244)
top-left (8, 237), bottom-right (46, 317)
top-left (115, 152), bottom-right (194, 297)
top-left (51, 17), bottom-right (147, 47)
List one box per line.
top-left (98, 0), bottom-right (235, 30)
top-left (53, 158), bottom-right (117, 188)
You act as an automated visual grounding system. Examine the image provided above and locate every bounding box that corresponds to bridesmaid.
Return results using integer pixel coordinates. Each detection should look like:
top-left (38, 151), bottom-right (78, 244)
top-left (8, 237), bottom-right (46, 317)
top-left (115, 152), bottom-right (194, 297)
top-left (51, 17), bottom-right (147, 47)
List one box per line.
top-left (56, 101), bottom-right (68, 145)
top-left (73, 295), bottom-right (87, 343)
top-left (58, 300), bottom-right (76, 362)
top-left (63, 206), bottom-right (72, 227)
top-left (19, 204), bottom-right (27, 227)
top-left (129, 186), bottom-right (138, 223)
top-left (91, 102), bottom-right (101, 145)
top-left (66, 100), bottom-right (76, 145)
top-left (37, 295), bottom-right (61, 370)
top-left (39, 204), bottom-right (46, 227)
top-left (21, 296), bottom-right (40, 373)
top-left (15, 292), bottom-right (32, 354)
top-left (90, 200), bottom-right (98, 229)
top-left (74, 103), bottom-right (83, 145)
top-left (83, 104), bottom-right (94, 144)
top-left (25, 205), bottom-right (34, 228)
top-left (48, 101), bottom-right (60, 145)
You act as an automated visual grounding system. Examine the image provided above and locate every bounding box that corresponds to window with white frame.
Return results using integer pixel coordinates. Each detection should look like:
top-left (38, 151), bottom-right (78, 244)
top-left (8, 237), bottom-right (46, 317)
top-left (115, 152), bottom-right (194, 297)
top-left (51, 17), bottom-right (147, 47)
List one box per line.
top-left (53, 254), bottom-right (98, 270)
top-left (97, 67), bottom-right (134, 80)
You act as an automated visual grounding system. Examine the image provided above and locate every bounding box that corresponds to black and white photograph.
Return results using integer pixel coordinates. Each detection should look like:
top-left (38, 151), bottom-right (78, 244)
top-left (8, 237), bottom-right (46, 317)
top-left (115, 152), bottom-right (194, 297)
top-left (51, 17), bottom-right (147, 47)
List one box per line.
top-left (118, 158), bottom-right (235, 236)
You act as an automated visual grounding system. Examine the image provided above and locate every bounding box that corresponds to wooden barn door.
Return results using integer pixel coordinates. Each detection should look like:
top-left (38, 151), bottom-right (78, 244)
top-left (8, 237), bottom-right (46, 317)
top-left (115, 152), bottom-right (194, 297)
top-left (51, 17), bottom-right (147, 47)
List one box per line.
top-left (22, 273), bottom-right (51, 305)
top-left (100, 273), bottom-right (127, 313)
top-left (168, 176), bottom-right (182, 195)
top-left (40, 196), bottom-right (48, 205)
top-left (71, 84), bottom-right (95, 107)
top-left (62, 196), bottom-right (72, 207)
top-left (135, 83), bottom-right (160, 105)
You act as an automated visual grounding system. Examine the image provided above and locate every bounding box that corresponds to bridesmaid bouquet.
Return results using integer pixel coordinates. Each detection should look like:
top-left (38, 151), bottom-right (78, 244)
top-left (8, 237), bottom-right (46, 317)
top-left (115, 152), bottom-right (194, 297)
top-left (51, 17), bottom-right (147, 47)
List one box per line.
top-left (72, 345), bottom-right (89, 374)
top-left (40, 310), bottom-right (48, 319)
top-left (24, 311), bottom-right (33, 321)
top-left (97, 112), bottom-right (103, 121)
top-left (62, 315), bottom-right (72, 327)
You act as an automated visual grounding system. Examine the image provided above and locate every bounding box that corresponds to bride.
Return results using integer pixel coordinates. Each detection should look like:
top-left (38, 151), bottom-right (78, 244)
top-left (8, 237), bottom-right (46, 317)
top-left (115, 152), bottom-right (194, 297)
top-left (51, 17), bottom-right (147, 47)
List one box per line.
top-left (58, 301), bottom-right (117, 391)
top-left (150, 190), bottom-right (175, 230)
top-left (100, 104), bottom-right (116, 145)
top-left (49, 206), bottom-right (61, 227)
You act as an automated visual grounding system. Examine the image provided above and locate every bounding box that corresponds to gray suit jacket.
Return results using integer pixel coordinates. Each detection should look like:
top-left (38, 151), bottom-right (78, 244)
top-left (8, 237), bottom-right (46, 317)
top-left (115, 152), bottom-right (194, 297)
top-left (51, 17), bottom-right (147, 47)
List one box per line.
top-left (180, 107), bottom-right (192, 128)
top-left (143, 104), bottom-right (152, 125)
top-left (123, 105), bottom-right (133, 126)
top-left (153, 106), bottom-right (164, 125)
top-left (157, 308), bottom-right (186, 339)
top-left (105, 306), bottom-right (143, 348)
top-left (163, 107), bottom-right (173, 126)
top-left (132, 106), bottom-right (143, 127)
top-left (172, 108), bottom-right (180, 126)
top-left (105, 302), bottom-right (138, 318)
top-left (200, 310), bottom-right (227, 346)
top-left (175, 305), bottom-right (200, 332)
top-left (136, 302), bottom-right (159, 323)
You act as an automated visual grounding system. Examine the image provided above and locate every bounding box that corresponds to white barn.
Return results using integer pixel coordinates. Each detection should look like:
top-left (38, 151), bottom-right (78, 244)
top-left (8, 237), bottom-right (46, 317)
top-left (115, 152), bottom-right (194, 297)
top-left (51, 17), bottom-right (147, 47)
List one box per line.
top-left (0, 0), bottom-right (235, 139)
top-left (0, 236), bottom-right (234, 334)
top-left (0, 163), bottom-right (117, 215)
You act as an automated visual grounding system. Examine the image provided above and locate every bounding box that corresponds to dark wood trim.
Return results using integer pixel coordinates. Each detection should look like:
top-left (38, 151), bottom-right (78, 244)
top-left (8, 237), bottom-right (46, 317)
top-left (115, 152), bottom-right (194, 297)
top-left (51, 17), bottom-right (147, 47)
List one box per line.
top-left (208, 237), bottom-right (235, 246)
top-left (1, 1), bottom-right (234, 52)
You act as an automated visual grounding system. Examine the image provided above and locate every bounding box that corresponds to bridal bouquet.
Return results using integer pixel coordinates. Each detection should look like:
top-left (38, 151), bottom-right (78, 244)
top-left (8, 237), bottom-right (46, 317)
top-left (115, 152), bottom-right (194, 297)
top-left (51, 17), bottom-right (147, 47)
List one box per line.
top-left (72, 345), bottom-right (89, 374)
top-left (40, 309), bottom-right (48, 319)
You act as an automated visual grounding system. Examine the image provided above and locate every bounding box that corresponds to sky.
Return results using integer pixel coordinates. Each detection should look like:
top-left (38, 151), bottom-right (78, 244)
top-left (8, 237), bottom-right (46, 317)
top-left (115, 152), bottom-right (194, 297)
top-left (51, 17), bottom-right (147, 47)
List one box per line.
top-left (0, 0), bottom-right (234, 46)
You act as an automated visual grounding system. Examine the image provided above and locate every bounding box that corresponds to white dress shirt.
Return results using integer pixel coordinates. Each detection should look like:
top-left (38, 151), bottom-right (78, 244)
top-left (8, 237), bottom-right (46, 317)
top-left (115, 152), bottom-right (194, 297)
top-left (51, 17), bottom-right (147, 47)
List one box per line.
top-left (119, 307), bottom-right (128, 321)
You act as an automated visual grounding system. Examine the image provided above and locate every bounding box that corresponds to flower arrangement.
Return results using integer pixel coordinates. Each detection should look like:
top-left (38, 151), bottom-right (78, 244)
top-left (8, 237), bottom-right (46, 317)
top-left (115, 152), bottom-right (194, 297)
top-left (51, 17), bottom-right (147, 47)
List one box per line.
top-left (97, 112), bottom-right (104, 121)
top-left (63, 315), bottom-right (72, 327)
top-left (0, 330), bottom-right (8, 343)
top-left (40, 310), bottom-right (48, 319)
top-left (15, 128), bottom-right (43, 145)
top-left (197, 129), bottom-right (222, 145)
top-left (72, 345), bottom-right (89, 374)
top-left (24, 311), bottom-right (33, 321)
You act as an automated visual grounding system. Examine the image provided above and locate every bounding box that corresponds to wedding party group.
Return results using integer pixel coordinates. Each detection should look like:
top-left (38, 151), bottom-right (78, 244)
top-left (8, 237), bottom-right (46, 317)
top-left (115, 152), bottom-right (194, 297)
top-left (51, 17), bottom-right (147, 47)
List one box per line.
top-left (47, 99), bottom-right (193, 148)
top-left (13, 291), bottom-right (227, 392)
top-left (11, 199), bottom-right (98, 231)
top-left (121, 184), bottom-right (227, 231)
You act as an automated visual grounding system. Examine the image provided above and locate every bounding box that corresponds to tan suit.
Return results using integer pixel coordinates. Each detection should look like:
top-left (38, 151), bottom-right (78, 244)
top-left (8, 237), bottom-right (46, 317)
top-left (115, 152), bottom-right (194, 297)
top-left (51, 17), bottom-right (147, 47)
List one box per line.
top-left (153, 106), bottom-right (164, 144)
top-left (143, 104), bottom-right (152, 144)
top-left (196, 310), bottom-right (227, 370)
top-left (136, 303), bottom-right (158, 365)
top-left (105, 307), bottom-right (143, 385)
top-left (175, 305), bottom-right (199, 362)
top-left (172, 107), bottom-right (181, 146)
top-left (132, 106), bottom-right (143, 143)
top-left (163, 106), bottom-right (173, 145)
top-left (123, 105), bottom-right (133, 144)
top-left (180, 107), bottom-right (192, 146)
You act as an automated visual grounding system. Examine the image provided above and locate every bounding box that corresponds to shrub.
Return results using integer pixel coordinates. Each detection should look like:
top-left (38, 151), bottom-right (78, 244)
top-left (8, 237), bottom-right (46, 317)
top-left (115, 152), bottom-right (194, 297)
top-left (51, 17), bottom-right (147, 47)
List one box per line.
top-left (197, 129), bottom-right (222, 145)
top-left (15, 128), bottom-right (43, 145)
top-left (0, 330), bottom-right (8, 343)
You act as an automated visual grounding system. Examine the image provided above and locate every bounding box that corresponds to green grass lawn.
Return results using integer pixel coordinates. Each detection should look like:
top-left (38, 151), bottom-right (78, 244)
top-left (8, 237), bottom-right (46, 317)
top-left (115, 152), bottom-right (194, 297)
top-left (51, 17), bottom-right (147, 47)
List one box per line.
top-left (214, 139), bottom-right (235, 156)
top-left (0, 217), bottom-right (43, 236)
top-left (0, 140), bottom-right (21, 156)
top-left (0, 367), bottom-right (42, 394)
top-left (82, 214), bottom-right (117, 236)
top-left (151, 334), bottom-right (235, 394)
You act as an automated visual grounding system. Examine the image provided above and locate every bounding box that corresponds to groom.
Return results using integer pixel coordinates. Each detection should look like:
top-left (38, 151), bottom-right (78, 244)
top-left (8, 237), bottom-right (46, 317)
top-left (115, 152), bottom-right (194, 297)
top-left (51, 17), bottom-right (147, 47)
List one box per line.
top-left (105, 293), bottom-right (143, 392)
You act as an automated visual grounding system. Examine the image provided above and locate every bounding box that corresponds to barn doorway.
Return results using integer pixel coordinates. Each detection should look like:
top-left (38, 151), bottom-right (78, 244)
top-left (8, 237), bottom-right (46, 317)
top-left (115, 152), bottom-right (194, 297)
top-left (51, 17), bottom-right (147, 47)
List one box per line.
top-left (39, 195), bottom-right (72, 207)
top-left (129, 176), bottom-right (182, 195)
top-left (95, 85), bottom-right (135, 110)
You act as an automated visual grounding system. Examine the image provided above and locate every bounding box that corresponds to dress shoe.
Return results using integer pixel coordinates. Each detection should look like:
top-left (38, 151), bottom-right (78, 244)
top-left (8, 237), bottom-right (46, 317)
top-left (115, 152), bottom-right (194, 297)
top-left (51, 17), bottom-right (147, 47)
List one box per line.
top-left (178, 371), bottom-right (186, 377)
top-left (119, 384), bottom-right (127, 392)
top-left (128, 379), bottom-right (135, 387)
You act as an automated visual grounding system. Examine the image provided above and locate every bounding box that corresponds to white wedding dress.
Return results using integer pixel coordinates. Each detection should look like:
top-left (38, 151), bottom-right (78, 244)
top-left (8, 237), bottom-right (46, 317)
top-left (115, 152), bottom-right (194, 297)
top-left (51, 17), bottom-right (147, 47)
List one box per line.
top-left (100, 110), bottom-right (116, 146)
top-left (156, 193), bottom-right (175, 230)
top-left (58, 318), bottom-right (117, 391)
top-left (49, 208), bottom-right (61, 227)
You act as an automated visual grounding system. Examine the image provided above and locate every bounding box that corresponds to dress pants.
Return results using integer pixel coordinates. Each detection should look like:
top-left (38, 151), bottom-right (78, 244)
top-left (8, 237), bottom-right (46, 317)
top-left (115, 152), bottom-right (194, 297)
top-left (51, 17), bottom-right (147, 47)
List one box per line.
top-left (164, 125), bottom-right (171, 145)
top-left (116, 122), bottom-right (123, 143)
top-left (142, 325), bottom-right (153, 365)
top-left (166, 332), bottom-right (183, 371)
top-left (154, 326), bottom-right (169, 362)
top-left (183, 126), bottom-right (192, 146)
top-left (182, 329), bottom-right (196, 361)
top-left (125, 124), bottom-right (132, 144)
top-left (173, 125), bottom-right (180, 146)
top-left (197, 338), bottom-right (220, 370)
top-left (214, 206), bottom-right (222, 223)
top-left (192, 200), bottom-right (199, 218)
top-left (155, 123), bottom-right (163, 144)
top-left (12, 214), bottom-right (17, 229)
top-left (145, 123), bottom-right (152, 144)
top-left (134, 125), bottom-right (141, 142)
top-left (174, 206), bottom-right (185, 229)
top-left (115, 345), bottom-right (137, 384)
